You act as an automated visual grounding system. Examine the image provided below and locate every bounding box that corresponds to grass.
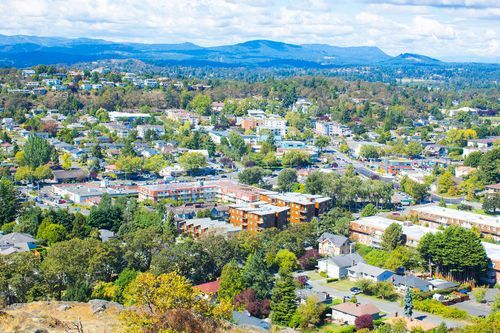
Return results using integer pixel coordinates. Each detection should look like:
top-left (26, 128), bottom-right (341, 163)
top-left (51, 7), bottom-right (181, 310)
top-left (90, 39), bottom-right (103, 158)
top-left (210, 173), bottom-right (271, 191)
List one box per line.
top-left (324, 279), bottom-right (356, 291)
top-left (308, 271), bottom-right (325, 281)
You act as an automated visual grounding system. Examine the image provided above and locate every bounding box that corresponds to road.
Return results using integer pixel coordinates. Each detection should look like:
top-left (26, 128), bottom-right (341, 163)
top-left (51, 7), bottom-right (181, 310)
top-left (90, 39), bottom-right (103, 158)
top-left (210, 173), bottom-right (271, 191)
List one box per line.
top-left (303, 273), bottom-right (468, 328)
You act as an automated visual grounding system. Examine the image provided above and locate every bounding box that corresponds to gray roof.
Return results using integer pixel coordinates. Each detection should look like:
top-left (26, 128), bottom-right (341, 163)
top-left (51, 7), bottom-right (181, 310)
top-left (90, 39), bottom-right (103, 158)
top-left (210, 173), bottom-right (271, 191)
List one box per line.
top-left (349, 262), bottom-right (393, 277)
top-left (328, 253), bottom-right (366, 268)
top-left (296, 289), bottom-right (329, 303)
top-left (318, 232), bottom-right (349, 247)
top-left (232, 311), bottom-right (270, 331)
top-left (391, 275), bottom-right (432, 291)
top-left (0, 232), bottom-right (35, 245)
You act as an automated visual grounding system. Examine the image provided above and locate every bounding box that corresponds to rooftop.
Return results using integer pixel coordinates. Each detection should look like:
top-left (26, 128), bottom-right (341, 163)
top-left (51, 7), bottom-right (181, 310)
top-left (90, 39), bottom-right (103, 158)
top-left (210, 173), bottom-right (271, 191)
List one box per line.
top-left (331, 302), bottom-right (380, 317)
top-left (230, 201), bottom-right (289, 216)
top-left (411, 205), bottom-right (499, 228)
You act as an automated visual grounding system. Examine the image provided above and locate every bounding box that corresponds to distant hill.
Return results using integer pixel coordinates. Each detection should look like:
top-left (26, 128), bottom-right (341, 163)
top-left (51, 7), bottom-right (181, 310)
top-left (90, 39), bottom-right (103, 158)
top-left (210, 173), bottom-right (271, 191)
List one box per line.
top-left (0, 34), bottom-right (454, 68)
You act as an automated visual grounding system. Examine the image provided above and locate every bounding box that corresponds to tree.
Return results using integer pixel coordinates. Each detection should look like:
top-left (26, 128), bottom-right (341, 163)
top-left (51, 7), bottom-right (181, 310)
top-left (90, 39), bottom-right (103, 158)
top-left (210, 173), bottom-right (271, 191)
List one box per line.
top-left (314, 135), bottom-right (330, 152)
top-left (121, 272), bottom-right (230, 333)
top-left (355, 314), bottom-right (374, 330)
top-left (282, 150), bottom-right (310, 167)
top-left (405, 141), bottom-right (423, 158)
top-left (271, 272), bottom-right (297, 326)
top-left (277, 168), bottom-right (297, 192)
top-left (417, 226), bottom-right (488, 281)
top-left (274, 249), bottom-right (297, 274)
top-left (15, 165), bottom-right (33, 182)
top-left (189, 94), bottom-right (212, 116)
top-left (381, 223), bottom-right (404, 251)
top-left (482, 193), bottom-right (499, 214)
top-left (0, 178), bottom-right (18, 227)
top-left (314, 208), bottom-right (352, 236)
top-left (294, 296), bottom-right (324, 330)
top-left (61, 152), bottom-right (72, 170)
top-left (239, 166), bottom-right (266, 186)
top-left (178, 152), bottom-right (207, 172)
top-left (304, 171), bottom-right (326, 195)
top-left (478, 147), bottom-right (500, 184)
top-left (242, 251), bottom-right (273, 300)
top-left (403, 288), bottom-right (413, 318)
top-left (360, 145), bottom-right (380, 159)
top-left (400, 176), bottom-right (429, 203)
top-left (36, 220), bottom-right (67, 245)
top-left (437, 171), bottom-right (456, 194)
top-left (116, 156), bottom-right (143, 176)
top-left (219, 259), bottom-right (244, 301)
top-left (473, 288), bottom-right (486, 303)
top-left (33, 164), bottom-right (52, 181)
top-left (23, 134), bottom-right (51, 168)
top-left (464, 151), bottom-right (483, 167)
top-left (360, 203), bottom-right (378, 217)
top-left (87, 193), bottom-right (123, 231)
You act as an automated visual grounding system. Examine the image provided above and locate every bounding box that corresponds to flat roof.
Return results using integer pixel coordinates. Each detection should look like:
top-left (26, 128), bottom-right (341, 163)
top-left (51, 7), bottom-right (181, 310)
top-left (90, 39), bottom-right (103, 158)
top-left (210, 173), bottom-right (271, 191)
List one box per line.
top-left (411, 205), bottom-right (499, 227)
top-left (230, 201), bottom-right (289, 215)
top-left (262, 191), bottom-right (330, 205)
top-left (352, 216), bottom-right (437, 241)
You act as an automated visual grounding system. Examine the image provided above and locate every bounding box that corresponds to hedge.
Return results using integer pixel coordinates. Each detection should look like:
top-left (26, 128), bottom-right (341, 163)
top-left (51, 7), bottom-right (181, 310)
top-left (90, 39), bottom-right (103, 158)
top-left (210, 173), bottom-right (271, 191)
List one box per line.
top-left (413, 299), bottom-right (468, 319)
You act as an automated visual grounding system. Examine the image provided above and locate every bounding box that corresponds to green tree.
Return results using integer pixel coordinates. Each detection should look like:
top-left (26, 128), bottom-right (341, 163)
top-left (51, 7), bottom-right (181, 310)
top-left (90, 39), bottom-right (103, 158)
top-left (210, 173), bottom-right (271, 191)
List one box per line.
top-left (314, 135), bottom-right (330, 152)
top-left (464, 151), bottom-right (483, 167)
top-left (242, 251), bottom-right (273, 300)
top-left (178, 152), bottom-right (207, 172)
top-left (304, 171), bottom-right (326, 195)
top-left (33, 164), bottom-right (52, 181)
top-left (189, 94), bottom-right (212, 116)
top-left (239, 166), bottom-right (266, 186)
top-left (405, 141), bottom-right (423, 158)
top-left (219, 259), bottom-right (245, 301)
top-left (61, 152), bottom-right (72, 170)
top-left (360, 203), bottom-right (378, 217)
top-left (87, 193), bottom-right (123, 231)
top-left (0, 178), bottom-right (18, 227)
top-left (277, 168), bottom-right (297, 192)
top-left (478, 147), bottom-right (500, 184)
top-left (116, 156), bottom-right (143, 176)
top-left (473, 288), bottom-right (486, 303)
top-left (437, 171), bottom-right (456, 194)
top-left (400, 176), bottom-right (429, 203)
top-left (23, 134), bottom-right (51, 168)
top-left (274, 249), bottom-right (297, 274)
top-left (293, 296), bottom-right (325, 330)
top-left (482, 193), bottom-right (499, 214)
top-left (360, 145), bottom-right (380, 159)
top-left (271, 272), bottom-right (297, 326)
top-left (381, 223), bottom-right (404, 251)
top-left (282, 150), bottom-right (310, 167)
top-left (36, 220), bottom-right (67, 245)
top-left (314, 208), bottom-right (352, 236)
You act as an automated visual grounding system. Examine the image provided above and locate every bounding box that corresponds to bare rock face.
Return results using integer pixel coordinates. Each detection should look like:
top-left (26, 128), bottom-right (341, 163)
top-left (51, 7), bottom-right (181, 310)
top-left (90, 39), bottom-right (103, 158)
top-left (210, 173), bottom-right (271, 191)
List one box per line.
top-left (88, 299), bottom-right (125, 314)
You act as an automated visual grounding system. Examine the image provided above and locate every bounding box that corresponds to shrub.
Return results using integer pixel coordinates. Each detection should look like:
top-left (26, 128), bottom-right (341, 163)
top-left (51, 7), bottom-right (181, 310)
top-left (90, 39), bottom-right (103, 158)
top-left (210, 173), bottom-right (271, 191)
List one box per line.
top-left (295, 275), bottom-right (308, 288)
top-left (456, 203), bottom-right (472, 211)
top-left (413, 299), bottom-right (468, 319)
top-left (319, 271), bottom-right (327, 278)
top-left (336, 325), bottom-right (355, 333)
top-left (299, 249), bottom-right (320, 270)
top-left (326, 278), bottom-right (338, 283)
top-left (355, 314), bottom-right (374, 330)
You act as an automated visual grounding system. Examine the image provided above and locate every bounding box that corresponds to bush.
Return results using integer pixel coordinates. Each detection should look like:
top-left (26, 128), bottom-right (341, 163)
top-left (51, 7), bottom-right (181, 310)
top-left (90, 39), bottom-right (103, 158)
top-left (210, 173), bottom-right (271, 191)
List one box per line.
top-left (335, 325), bottom-right (355, 333)
top-left (299, 249), bottom-right (320, 270)
top-left (413, 299), bottom-right (468, 319)
top-left (456, 203), bottom-right (472, 211)
top-left (355, 314), bottom-right (374, 330)
top-left (326, 278), bottom-right (338, 283)
top-left (331, 298), bottom-right (342, 306)
top-left (319, 271), bottom-right (328, 278)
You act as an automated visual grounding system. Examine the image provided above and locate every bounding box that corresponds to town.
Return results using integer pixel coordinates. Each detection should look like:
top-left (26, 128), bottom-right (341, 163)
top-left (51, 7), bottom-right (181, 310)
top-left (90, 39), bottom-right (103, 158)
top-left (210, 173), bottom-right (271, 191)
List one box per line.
top-left (0, 61), bottom-right (498, 333)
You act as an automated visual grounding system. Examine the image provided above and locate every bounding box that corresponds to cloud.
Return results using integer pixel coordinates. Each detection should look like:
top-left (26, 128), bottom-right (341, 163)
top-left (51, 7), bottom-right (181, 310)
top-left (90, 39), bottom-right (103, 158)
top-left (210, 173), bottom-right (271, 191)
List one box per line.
top-left (0, 0), bottom-right (497, 62)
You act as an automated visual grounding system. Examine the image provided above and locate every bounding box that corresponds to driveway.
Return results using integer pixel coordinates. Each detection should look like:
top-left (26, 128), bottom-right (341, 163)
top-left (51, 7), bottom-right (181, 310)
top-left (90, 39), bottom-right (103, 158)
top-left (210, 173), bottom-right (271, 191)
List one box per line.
top-left (303, 273), bottom-right (469, 328)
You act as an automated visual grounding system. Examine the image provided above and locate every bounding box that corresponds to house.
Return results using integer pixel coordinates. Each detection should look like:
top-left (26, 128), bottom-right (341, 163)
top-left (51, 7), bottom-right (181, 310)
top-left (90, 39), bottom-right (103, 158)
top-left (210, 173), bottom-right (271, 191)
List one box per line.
top-left (331, 302), bottom-right (380, 325)
top-left (348, 263), bottom-right (394, 282)
top-left (0, 233), bottom-right (36, 255)
top-left (296, 289), bottom-right (330, 304)
top-left (194, 280), bottom-right (220, 296)
top-left (390, 274), bottom-right (432, 292)
top-left (136, 125), bottom-right (165, 139)
top-left (52, 168), bottom-right (89, 183)
top-left (232, 311), bottom-right (270, 332)
top-left (99, 229), bottom-right (116, 242)
top-left (318, 233), bottom-right (352, 256)
top-left (318, 253), bottom-right (365, 279)
top-left (428, 279), bottom-right (458, 291)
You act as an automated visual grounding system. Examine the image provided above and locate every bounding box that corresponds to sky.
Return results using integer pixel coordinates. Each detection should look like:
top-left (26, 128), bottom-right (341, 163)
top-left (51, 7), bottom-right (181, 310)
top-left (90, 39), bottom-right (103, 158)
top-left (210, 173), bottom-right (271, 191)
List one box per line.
top-left (0, 0), bottom-right (498, 62)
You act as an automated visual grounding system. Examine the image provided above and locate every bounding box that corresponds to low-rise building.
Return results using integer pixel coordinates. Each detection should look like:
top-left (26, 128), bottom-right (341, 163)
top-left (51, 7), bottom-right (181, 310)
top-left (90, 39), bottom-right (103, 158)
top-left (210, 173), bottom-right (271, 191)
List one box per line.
top-left (318, 232), bottom-right (352, 256)
top-left (410, 205), bottom-right (499, 240)
top-left (331, 302), bottom-right (380, 325)
top-left (347, 263), bottom-right (394, 282)
top-left (178, 217), bottom-right (241, 238)
top-left (229, 202), bottom-right (289, 234)
top-left (0, 233), bottom-right (36, 255)
top-left (318, 253), bottom-right (365, 279)
top-left (260, 191), bottom-right (332, 224)
top-left (136, 125), bottom-right (165, 139)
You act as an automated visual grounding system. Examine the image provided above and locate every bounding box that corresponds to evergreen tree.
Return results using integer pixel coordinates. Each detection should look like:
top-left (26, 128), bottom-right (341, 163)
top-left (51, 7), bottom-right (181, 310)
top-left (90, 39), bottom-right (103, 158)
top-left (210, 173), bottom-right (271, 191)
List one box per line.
top-left (242, 251), bottom-right (273, 300)
top-left (270, 272), bottom-right (297, 326)
top-left (219, 259), bottom-right (244, 301)
top-left (403, 288), bottom-right (413, 318)
top-left (381, 223), bottom-right (404, 251)
top-left (23, 134), bottom-right (51, 168)
top-left (0, 178), bottom-right (19, 227)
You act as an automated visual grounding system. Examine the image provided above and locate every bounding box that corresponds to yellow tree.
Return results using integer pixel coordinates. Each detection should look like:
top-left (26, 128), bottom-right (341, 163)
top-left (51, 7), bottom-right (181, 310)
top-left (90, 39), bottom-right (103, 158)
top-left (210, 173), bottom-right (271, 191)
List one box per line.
top-left (61, 152), bottom-right (72, 170)
top-left (121, 272), bottom-right (231, 333)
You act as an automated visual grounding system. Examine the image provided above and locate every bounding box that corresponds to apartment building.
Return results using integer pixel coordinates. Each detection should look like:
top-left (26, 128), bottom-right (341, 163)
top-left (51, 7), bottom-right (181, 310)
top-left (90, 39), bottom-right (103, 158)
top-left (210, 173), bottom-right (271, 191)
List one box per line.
top-left (410, 205), bottom-right (499, 240)
top-left (260, 191), bottom-right (333, 224)
top-left (350, 216), bottom-right (437, 248)
top-left (261, 115), bottom-right (287, 136)
top-left (177, 217), bottom-right (241, 238)
top-left (315, 121), bottom-right (352, 137)
top-left (137, 180), bottom-right (263, 204)
top-left (229, 201), bottom-right (289, 234)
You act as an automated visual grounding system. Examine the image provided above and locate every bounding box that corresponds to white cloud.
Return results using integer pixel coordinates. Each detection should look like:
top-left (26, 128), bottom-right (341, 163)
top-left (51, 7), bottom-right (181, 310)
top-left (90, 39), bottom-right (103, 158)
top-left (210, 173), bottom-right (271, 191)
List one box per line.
top-left (0, 0), bottom-right (497, 61)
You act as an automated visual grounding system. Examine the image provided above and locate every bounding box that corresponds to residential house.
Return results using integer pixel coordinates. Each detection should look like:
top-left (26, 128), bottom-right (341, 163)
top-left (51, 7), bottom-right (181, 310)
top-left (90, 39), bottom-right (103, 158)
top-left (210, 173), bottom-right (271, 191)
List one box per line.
top-left (318, 232), bottom-right (352, 256)
top-left (318, 253), bottom-right (365, 279)
top-left (0, 233), bottom-right (36, 255)
top-left (347, 263), bottom-right (394, 282)
top-left (331, 302), bottom-right (380, 325)
top-left (390, 275), bottom-right (432, 293)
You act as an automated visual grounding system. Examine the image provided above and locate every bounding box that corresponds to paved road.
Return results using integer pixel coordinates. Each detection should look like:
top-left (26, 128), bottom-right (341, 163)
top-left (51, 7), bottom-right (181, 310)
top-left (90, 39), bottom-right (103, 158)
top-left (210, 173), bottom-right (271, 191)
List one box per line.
top-left (304, 274), bottom-right (468, 328)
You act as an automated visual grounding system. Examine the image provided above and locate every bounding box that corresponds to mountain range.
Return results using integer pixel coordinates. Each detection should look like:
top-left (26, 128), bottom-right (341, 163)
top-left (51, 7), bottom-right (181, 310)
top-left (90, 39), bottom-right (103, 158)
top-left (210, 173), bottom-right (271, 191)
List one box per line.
top-left (0, 34), bottom-right (447, 68)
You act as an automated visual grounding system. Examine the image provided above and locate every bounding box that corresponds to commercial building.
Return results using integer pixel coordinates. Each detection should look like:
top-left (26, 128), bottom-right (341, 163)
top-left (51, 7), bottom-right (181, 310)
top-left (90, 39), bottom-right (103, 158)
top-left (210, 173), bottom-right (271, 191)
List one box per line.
top-left (52, 182), bottom-right (138, 204)
top-left (410, 205), bottom-right (499, 240)
top-left (229, 202), bottom-right (289, 234)
top-left (260, 191), bottom-right (332, 224)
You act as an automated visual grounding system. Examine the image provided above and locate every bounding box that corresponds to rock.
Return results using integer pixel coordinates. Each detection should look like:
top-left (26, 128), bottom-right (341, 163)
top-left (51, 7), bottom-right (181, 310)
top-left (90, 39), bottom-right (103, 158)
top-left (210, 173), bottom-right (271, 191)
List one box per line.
top-left (88, 299), bottom-right (109, 314)
top-left (58, 304), bottom-right (72, 311)
top-left (34, 329), bottom-right (49, 333)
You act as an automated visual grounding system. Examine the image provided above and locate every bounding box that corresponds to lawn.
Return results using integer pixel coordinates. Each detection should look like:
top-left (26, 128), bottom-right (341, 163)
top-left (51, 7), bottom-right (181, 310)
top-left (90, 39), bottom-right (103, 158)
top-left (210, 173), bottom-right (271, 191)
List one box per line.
top-left (324, 279), bottom-right (356, 291)
top-left (308, 271), bottom-right (326, 281)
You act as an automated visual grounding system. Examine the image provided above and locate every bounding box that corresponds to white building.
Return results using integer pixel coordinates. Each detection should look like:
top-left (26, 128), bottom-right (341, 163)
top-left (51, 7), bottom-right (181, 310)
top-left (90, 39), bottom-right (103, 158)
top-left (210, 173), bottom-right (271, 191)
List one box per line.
top-left (261, 115), bottom-right (287, 136)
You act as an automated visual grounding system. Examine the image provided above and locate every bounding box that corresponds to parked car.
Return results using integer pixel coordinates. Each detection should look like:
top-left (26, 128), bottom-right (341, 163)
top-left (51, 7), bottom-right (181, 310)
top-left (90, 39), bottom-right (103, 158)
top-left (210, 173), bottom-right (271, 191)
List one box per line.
top-left (350, 287), bottom-right (362, 295)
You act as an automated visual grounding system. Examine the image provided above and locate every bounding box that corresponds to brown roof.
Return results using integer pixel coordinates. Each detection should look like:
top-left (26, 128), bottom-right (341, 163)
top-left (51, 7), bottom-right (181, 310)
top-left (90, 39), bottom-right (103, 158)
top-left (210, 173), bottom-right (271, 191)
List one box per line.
top-left (331, 302), bottom-right (380, 317)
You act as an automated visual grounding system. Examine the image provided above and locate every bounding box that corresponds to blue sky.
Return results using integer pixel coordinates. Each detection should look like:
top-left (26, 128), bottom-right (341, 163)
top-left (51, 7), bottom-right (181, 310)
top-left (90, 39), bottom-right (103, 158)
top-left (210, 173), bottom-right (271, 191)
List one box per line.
top-left (0, 0), bottom-right (498, 62)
